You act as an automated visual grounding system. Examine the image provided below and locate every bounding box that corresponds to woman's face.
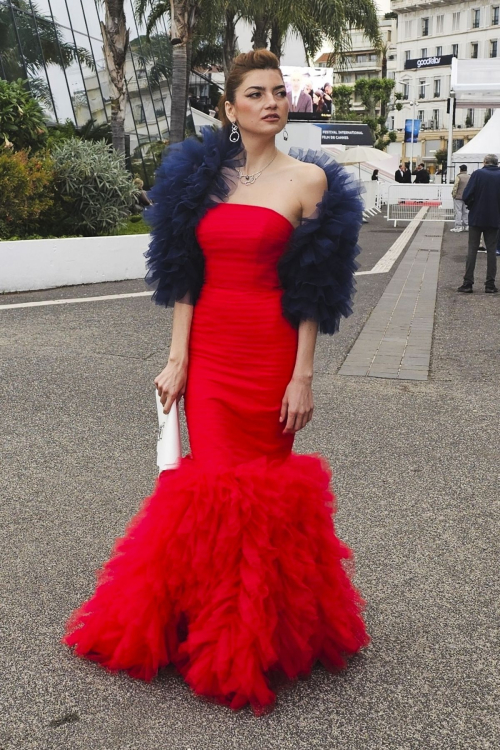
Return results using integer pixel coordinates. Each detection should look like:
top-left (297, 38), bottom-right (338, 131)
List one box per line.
top-left (225, 69), bottom-right (288, 137)
top-left (324, 84), bottom-right (332, 95)
top-left (313, 93), bottom-right (320, 105)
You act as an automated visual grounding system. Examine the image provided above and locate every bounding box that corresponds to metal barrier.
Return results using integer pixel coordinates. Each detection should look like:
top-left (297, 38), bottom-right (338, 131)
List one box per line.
top-left (386, 184), bottom-right (454, 226)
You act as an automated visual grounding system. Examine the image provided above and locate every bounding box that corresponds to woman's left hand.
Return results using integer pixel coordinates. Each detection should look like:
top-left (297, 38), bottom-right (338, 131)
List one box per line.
top-left (280, 376), bottom-right (314, 434)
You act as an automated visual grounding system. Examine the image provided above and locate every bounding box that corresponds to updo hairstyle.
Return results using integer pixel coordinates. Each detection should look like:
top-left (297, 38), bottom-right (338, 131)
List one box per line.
top-left (218, 50), bottom-right (283, 127)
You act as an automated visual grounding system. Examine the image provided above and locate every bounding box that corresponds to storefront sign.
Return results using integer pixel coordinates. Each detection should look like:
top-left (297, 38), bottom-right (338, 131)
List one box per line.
top-left (404, 54), bottom-right (454, 70)
top-left (317, 123), bottom-right (373, 146)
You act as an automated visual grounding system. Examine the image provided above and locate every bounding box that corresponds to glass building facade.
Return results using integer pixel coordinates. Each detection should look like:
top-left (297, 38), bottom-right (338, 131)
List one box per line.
top-left (0, 0), bottom-right (218, 182)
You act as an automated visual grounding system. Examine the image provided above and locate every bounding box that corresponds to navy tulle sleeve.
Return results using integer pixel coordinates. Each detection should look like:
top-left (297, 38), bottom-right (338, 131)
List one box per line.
top-left (279, 149), bottom-right (363, 335)
top-left (144, 126), bottom-right (243, 307)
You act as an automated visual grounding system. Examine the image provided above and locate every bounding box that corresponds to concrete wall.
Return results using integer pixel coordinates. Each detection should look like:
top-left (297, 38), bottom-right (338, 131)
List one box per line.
top-left (0, 234), bottom-right (150, 294)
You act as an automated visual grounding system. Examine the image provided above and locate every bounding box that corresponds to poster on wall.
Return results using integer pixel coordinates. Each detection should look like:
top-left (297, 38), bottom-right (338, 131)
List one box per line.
top-left (404, 118), bottom-right (421, 143)
top-left (280, 66), bottom-right (334, 118)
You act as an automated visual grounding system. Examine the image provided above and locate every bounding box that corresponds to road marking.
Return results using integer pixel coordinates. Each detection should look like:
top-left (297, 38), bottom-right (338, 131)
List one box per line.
top-left (0, 291), bottom-right (151, 310)
top-left (355, 208), bottom-right (427, 276)
top-left (0, 212), bottom-right (427, 310)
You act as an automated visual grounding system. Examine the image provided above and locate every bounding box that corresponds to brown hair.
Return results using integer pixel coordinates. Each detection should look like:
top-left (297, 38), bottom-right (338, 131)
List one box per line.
top-left (218, 49), bottom-right (283, 127)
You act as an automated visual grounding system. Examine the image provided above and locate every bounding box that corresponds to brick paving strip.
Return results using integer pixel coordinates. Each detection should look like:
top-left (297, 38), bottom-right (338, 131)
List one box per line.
top-left (339, 220), bottom-right (444, 381)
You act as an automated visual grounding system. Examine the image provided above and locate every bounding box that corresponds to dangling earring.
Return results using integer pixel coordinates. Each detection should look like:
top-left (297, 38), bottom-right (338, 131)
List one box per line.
top-left (283, 127), bottom-right (289, 141)
top-left (229, 122), bottom-right (240, 142)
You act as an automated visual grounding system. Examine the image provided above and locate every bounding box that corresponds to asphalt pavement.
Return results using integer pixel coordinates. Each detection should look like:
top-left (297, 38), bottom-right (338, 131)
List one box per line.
top-left (0, 215), bottom-right (498, 750)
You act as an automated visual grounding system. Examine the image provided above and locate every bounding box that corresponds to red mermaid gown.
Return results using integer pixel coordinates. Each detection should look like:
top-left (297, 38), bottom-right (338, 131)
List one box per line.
top-left (63, 203), bottom-right (369, 713)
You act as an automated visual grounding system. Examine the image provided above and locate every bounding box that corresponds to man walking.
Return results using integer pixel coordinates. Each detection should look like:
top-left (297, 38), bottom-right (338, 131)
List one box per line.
top-left (450, 164), bottom-right (470, 232)
top-left (457, 154), bottom-right (500, 294)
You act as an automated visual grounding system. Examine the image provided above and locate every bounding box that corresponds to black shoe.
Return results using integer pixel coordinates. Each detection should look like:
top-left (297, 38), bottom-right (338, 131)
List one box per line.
top-left (485, 285), bottom-right (498, 293)
top-left (457, 283), bottom-right (473, 293)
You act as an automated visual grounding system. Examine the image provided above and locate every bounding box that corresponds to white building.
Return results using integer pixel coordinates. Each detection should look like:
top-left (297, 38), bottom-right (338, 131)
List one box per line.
top-left (390, 0), bottom-right (499, 164)
top-left (314, 16), bottom-right (398, 114)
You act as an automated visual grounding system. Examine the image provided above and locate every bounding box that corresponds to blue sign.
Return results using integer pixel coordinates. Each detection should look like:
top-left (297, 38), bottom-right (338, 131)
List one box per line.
top-left (404, 119), bottom-right (421, 143)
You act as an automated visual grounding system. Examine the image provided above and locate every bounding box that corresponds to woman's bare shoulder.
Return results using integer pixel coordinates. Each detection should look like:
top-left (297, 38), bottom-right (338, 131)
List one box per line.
top-left (280, 153), bottom-right (327, 188)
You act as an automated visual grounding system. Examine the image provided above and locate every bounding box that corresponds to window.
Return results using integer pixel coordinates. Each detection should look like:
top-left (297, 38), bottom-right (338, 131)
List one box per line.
top-left (436, 15), bottom-right (444, 33)
top-left (404, 20), bottom-right (414, 39)
top-left (421, 48), bottom-right (428, 58)
top-left (405, 50), bottom-right (411, 61)
top-left (389, 116), bottom-right (395, 130)
top-left (491, 40), bottom-right (498, 57)
top-left (432, 109), bottom-right (439, 128)
top-left (418, 110), bottom-right (425, 121)
top-left (419, 80), bottom-right (427, 98)
top-left (472, 9), bottom-right (480, 29)
top-left (342, 73), bottom-right (353, 83)
top-left (436, 46), bottom-right (442, 56)
top-left (434, 79), bottom-right (441, 97)
top-left (452, 43), bottom-right (459, 57)
top-left (471, 42), bottom-right (479, 58)
top-left (466, 108), bottom-right (474, 126)
top-left (402, 83), bottom-right (409, 100)
top-left (493, 7), bottom-right (499, 25)
top-left (452, 12), bottom-right (460, 31)
top-left (422, 17), bottom-right (429, 36)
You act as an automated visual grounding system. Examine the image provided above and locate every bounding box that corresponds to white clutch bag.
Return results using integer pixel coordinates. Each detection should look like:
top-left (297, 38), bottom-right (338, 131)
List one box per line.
top-left (155, 390), bottom-right (182, 472)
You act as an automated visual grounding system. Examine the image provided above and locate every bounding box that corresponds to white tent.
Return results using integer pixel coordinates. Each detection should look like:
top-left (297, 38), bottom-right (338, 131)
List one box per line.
top-left (452, 109), bottom-right (500, 163)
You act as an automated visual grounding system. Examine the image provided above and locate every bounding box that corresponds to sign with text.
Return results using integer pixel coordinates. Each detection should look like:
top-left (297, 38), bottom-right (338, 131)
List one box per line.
top-left (317, 123), bottom-right (373, 146)
top-left (404, 54), bottom-right (454, 70)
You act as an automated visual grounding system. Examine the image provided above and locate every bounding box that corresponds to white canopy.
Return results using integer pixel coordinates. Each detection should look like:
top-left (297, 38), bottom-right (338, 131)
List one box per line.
top-left (452, 109), bottom-right (500, 163)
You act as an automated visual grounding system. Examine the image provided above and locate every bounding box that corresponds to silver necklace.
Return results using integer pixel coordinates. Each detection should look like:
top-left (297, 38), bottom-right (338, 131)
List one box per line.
top-left (237, 150), bottom-right (278, 186)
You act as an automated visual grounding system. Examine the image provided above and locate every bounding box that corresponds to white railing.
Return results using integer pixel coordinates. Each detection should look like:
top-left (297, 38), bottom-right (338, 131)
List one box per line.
top-left (385, 184), bottom-right (454, 225)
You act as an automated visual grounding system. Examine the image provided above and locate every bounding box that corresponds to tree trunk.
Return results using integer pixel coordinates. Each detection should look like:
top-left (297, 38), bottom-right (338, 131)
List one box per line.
top-left (169, 0), bottom-right (200, 144)
top-left (100, 0), bottom-right (129, 157)
top-left (170, 41), bottom-right (188, 144)
top-left (252, 14), bottom-right (269, 49)
top-left (269, 20), bottom-right (283, 60)
top-left (223, 9), bottom-right (238, 79)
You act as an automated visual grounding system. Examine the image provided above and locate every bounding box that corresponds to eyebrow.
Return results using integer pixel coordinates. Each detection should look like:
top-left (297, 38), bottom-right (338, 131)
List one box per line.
top-left (244, 84), bottom-right (286, 92)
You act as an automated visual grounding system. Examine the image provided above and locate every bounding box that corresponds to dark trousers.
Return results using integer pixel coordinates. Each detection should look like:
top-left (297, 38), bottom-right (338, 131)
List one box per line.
top-left (464, 226), bottom-right (499, 286)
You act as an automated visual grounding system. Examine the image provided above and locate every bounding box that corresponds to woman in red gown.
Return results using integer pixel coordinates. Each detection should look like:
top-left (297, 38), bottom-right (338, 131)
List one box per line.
top-left (63, 50), bottom-right (369, 714)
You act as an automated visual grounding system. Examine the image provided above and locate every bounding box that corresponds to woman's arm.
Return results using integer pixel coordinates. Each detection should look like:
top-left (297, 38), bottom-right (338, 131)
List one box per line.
top-left (154, 294), bottom-right (193, 414)
top-left (280, 165), bottom-right (327, 434)
top-left (280, 318), bottom-right (318, 433)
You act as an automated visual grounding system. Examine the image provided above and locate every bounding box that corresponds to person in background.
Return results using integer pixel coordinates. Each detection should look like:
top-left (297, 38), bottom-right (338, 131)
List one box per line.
top-left (131, 178), bottom-right (152, 213)
top-left (395, 163), bottom-right (405, 183)
top-left (414, 163), bottom-right (430, 184)
top-left (450, 164), bottom-right (470, 233)
top-left (286, 70), bottom-right (313, 113)
top-left (403, 162), bottom-right (412, 183)
top-left (322, 83), bottom-right (333, 115)
top-left (303, 81), bottom-right (314, 103)
top-left (457, 154), bottom-right (500, 293)
top-left (371, 169), bottom-right (379, 181)
top-left (312, 90), bottom-right (327, 115)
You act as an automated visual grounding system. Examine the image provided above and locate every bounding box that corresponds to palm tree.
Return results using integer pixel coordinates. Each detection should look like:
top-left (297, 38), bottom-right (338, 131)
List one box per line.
top-left (100, 0), bottom-right (129, 156)
top-left (0, 0), bottom-right (93, 115)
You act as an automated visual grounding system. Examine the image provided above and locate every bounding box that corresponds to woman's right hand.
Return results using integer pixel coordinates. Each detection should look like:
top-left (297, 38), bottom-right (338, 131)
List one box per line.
top-left (154, 358), bottom-right (188, 414)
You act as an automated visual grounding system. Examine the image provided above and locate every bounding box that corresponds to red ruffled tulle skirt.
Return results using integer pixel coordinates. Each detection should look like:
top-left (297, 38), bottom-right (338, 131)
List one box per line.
top-left (63, 455), bottom-right (368, 714)
top-left (63, 204), bottom-right (368, 713)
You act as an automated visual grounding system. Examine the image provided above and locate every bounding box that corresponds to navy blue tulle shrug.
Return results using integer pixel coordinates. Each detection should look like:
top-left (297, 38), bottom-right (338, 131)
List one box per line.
top-left (144, 126), bottom-right (363, 335)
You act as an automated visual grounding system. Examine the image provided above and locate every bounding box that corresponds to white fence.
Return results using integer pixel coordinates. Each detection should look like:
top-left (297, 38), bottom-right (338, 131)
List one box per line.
top-left (385, 184), bottom-right (454, 225)
top-left (0, 234), bottom-right (150, 294)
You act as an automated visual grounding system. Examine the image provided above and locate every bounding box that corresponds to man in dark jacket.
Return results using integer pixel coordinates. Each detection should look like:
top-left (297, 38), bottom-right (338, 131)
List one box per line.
top-left (414, 163), bottom-right (430, 183)
top-left (395, 164), bottom-right (405, 183)
top-left (457, 154), bottom-right (500, 293)
top-left (402, 162), bottom-right (412, 183)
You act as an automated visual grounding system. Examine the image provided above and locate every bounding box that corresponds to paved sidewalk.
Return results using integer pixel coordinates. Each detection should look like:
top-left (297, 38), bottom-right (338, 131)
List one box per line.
top-left (340, 221), bottom-right (443, 380)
